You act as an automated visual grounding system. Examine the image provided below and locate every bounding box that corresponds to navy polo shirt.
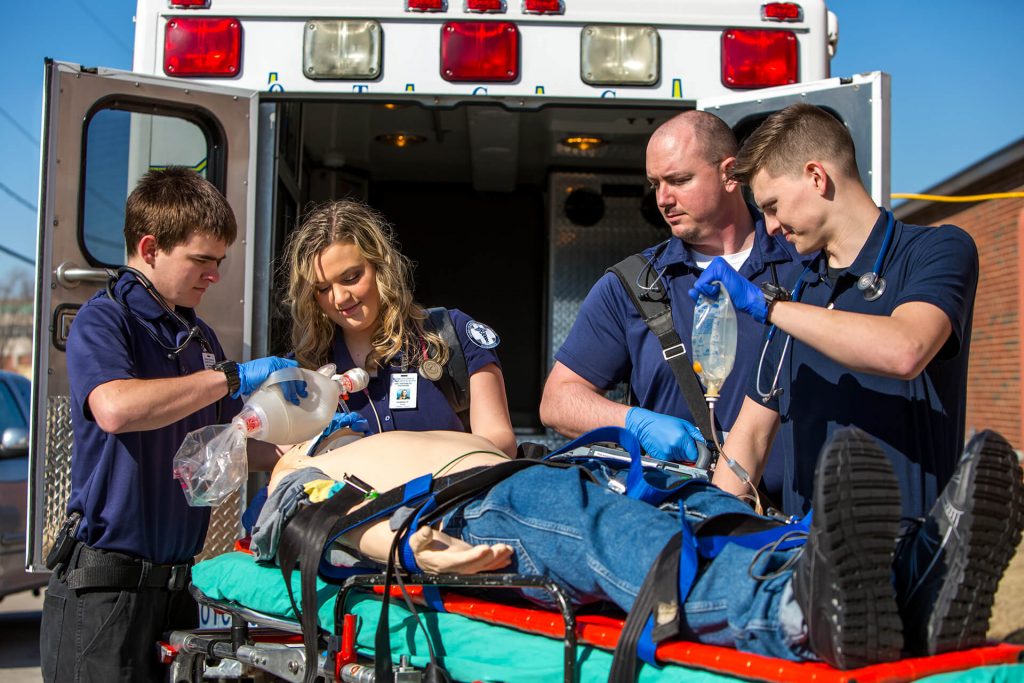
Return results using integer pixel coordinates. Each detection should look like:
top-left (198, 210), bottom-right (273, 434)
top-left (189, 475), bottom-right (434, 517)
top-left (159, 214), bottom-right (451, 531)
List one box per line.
top-left (748, 209), bottom-right (978, 520)
top-left (555, 205), bottom-right (802, 496)
top-left (328, 309), bottom-right (501, 433)
top-left (66, 273), bottom-right (240, 564)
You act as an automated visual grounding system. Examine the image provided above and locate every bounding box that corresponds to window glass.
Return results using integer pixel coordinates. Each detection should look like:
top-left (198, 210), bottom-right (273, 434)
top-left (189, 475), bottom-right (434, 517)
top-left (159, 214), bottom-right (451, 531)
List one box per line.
top-left (0, 381), bottom-right (26, 432)
top-left (81, 109), bottom-right (209, 266)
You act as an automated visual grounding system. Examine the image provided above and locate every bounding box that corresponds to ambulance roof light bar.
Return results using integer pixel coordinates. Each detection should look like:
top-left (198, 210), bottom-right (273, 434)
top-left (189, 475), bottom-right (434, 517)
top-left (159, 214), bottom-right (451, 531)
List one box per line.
top-left (523, 0), bottom-right (564, 15)
top-left (762, 3), bottom-right (803, 22)
top-left (164, 17), bottom-right (242, 77)
top-left (441, 21), bottom-right (519, 82)
top-left (466, 0), bottom-right (507, 12)
top-left (721, 29), bottom-right (797, 89)
top-left (408, 0), bottom-right (447, 11)
top-left (168, 0), bottom-right (211, 8)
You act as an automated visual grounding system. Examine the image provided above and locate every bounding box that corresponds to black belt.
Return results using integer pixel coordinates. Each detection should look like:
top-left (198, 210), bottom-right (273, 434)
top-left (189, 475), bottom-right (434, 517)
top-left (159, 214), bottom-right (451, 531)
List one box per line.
top-left (64, 542), bottom-right (192, 592)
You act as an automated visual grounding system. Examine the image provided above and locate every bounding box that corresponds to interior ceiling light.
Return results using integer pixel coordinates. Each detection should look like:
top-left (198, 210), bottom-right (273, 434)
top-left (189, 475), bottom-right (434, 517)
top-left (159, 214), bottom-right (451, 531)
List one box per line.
top-left (562, 135), bottom-right (605, 151)
top-left (375, 133), bottom-right (427, 148)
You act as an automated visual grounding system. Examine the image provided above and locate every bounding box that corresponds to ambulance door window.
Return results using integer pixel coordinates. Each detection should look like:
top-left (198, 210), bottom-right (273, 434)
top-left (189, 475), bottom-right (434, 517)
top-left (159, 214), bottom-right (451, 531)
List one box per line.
top-left (80, 108), bottom-right (211, 266)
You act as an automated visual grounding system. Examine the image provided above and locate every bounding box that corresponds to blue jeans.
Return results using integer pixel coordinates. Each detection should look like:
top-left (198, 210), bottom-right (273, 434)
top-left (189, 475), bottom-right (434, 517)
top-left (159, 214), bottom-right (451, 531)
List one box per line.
top-left (442, 465), bottom-right (811, 661)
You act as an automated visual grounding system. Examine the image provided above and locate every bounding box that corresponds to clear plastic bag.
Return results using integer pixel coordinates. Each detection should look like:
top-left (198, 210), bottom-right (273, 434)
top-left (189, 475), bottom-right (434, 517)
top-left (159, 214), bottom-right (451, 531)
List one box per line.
top-left (172, 423), bottom-right (248, 507)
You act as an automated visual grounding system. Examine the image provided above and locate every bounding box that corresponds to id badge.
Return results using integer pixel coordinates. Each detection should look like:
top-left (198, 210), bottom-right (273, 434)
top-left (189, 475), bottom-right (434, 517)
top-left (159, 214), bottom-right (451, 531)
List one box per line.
top-left (202, 352), bottom-right (217, 370)
top-left (389, 373), bottom-right (418, 409)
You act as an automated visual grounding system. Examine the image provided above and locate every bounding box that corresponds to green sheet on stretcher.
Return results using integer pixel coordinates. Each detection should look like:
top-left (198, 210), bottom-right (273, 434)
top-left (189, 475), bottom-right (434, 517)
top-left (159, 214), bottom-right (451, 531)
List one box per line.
top-left (191, 552), bottom-right (1024, 683)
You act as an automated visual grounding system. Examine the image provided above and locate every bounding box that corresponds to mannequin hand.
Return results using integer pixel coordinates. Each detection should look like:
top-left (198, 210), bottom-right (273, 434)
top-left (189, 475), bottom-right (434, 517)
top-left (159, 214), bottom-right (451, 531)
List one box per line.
top-left (689, 256), bottom-right (768, 323)
top-left (236, 357), bottom-right (308, 405)
top-left (625, 407), bottom-right (705, 463)
top-left (408, 526), bottom-right (514, 574)
top-left (322, 411), bottom-right (370, 438)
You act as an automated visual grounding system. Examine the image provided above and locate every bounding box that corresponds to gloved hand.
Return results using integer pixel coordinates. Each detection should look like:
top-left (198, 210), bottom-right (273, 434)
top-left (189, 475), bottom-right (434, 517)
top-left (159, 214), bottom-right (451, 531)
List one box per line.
top-left (689, 256), bottom-right (768, 323)
top-left (235, 357), bottom-right (308, 405)
top-left (322, 411), bottom-right (371, 439)
top-left (625, 407), bottom-right (705, 463)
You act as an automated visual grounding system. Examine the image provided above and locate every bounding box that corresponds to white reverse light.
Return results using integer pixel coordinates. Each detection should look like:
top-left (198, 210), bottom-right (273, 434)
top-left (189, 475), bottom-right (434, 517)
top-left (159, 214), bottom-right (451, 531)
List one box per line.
top-left (580, 25), bottom-right (660, 86)
top-left (303, 20), bottom-right (382, 80)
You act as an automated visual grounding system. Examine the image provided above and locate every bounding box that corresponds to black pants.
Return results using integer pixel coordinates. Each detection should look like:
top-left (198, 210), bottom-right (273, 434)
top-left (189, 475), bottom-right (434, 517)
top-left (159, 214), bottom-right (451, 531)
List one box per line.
top-left (40, 548), bottom-right (198, 683)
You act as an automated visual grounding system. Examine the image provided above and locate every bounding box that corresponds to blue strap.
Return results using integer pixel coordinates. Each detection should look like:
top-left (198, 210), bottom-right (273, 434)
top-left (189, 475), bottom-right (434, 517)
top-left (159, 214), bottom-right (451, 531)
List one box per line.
top-left (402, 474), bottom-right (434, 504)
top-left (637, 616), bottom-right (658, 666)
top-left (696, 511), bottom-right (811, 560)
top-left (317, 475), bottom-right (437, 581)
top-left (547, 426), bottom-right (693, 505)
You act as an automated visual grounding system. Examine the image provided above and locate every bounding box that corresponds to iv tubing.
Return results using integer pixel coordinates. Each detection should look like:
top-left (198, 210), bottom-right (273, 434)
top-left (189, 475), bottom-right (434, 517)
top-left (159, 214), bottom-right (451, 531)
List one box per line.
top-left (708, 397), bottom-right (762, 515)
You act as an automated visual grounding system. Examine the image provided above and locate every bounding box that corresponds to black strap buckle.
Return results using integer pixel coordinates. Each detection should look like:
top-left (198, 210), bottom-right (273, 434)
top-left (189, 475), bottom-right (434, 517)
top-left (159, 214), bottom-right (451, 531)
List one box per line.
top-left (167, 564), bottom-right (189, 591)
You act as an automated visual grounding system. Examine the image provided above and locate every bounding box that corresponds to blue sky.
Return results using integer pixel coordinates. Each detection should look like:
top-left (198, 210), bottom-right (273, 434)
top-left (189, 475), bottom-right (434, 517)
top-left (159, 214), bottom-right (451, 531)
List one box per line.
top-left (1, 1), bottom-right (1022, 276)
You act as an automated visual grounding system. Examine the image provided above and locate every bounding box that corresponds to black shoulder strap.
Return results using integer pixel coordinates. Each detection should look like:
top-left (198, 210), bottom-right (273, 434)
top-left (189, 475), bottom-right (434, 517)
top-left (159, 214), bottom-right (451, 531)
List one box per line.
top-left (425, 307), bottom-right (471, 431)
top-left (606, 252), bottom-right (718, 445)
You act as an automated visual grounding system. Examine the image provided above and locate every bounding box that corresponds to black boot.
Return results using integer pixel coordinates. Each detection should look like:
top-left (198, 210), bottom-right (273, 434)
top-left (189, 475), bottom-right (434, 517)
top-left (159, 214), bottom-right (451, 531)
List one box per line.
top-left (895, 430), bottom-right (1024, 656)
top-left (792, 427), bottom-right (904, 669)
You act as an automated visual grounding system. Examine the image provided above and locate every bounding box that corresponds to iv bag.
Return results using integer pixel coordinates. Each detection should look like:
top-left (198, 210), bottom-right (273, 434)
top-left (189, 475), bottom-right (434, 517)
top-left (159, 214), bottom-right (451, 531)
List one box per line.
top-left (691, 284), bottom-right (738, 397)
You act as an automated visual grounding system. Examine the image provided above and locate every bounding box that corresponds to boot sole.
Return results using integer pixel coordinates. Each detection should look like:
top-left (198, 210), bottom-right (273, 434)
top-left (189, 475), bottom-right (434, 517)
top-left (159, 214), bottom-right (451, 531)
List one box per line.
top-left (924, 431), bottom-right (1024, 655)
top-left (809, 428), bottom-right (904, 668)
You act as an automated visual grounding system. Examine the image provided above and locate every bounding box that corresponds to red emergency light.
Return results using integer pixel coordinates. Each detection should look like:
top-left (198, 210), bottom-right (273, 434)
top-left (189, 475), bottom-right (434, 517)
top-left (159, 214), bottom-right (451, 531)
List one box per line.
top-left (762, 3), bottom-right (803, 22)
top-left (523, 0), bottom-right (564, 14)
top-left (168, 0), bottom-right (211, 8)
top-left (466, 0), bottom-right (506, 12)
top-left (407, 0), bottom-right (447, 11)
top-left (164, 17), bottom-right (242, 77)
top-left (441, 21), bottom-right (519, 82)
top-left (721, 29), bottom-right (797, 89)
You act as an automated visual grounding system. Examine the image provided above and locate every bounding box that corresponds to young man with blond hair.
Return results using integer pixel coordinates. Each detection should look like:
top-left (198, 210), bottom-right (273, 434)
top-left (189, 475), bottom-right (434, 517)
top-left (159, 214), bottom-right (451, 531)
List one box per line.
top-left (690, 103), bottom-right (1020, 656)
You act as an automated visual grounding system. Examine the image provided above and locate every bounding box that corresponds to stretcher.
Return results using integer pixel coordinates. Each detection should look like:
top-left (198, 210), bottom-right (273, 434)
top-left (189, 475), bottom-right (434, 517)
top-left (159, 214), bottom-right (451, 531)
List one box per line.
top-left (163, 549), bottom-right (1024, 683)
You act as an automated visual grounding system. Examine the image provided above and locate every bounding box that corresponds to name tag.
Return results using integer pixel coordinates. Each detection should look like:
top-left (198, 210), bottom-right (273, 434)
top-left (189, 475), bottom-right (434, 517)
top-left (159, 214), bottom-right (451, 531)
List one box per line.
top-left (202, 352), bottom-right (217, 370)
top-left (389, 373), bottom-right (418, 409)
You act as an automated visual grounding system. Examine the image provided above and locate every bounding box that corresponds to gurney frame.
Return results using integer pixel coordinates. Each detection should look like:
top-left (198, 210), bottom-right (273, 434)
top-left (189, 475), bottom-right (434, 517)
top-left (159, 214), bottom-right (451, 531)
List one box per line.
top-left (165, 573), bottom-right (580, 682)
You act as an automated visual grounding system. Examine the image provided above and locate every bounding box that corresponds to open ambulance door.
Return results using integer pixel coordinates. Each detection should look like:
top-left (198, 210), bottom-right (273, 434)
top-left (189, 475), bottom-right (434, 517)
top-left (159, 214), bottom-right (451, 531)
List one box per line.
top-left (699, 71), bottom-right (891, 206)
top-left (27, 60), bottom-right (258, 571)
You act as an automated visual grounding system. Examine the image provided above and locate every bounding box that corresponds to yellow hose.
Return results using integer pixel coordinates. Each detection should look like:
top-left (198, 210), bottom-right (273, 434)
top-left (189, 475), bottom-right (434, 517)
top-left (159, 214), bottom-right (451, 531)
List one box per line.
top-left (893, 192), bottom-right (1024, 202)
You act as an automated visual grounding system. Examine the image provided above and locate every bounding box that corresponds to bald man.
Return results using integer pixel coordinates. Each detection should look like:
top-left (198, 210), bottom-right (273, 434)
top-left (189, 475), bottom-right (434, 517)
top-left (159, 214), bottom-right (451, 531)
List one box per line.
top-left (541, 111), bottom-right (802, 500)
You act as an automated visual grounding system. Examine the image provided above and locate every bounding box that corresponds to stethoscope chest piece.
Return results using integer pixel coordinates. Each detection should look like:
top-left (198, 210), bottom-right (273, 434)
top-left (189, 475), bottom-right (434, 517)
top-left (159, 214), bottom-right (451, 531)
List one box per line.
top-left (856, 271), bottom-right (886, 302)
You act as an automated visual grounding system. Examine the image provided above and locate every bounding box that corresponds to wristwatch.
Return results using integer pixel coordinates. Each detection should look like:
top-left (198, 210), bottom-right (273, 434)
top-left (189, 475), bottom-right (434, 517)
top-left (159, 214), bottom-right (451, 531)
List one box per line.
top-left (213, 359), bottom-right (240, 396)
top-left (760, 281), bottom-right (792, 311)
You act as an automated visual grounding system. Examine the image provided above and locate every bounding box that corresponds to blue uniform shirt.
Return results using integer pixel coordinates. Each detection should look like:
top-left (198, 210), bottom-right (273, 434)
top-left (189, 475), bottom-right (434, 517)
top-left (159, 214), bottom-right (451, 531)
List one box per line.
top-left (555, 206), bottom-right (802, 496)
top-left (66, 273), bottom-right (240, 564)
top-left (748, 209), bottom-right (978, 519)
top-left (328, 308), bottom-right (501, 433)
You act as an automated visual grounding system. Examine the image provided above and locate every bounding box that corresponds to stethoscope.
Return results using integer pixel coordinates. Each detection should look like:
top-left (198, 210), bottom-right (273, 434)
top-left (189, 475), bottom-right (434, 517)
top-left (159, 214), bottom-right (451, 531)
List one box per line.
top-left (105, 266), bottom-right (213, 360)
top-left (755, 209), bottom-right (896, 403)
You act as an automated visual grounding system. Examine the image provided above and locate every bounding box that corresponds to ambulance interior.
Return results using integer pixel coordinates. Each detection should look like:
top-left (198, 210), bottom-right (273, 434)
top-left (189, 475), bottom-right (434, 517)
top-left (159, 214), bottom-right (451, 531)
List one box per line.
top-left (264, 99), bottom-right (767, 433)
top-left (80, 96), bottom-right (770, 434)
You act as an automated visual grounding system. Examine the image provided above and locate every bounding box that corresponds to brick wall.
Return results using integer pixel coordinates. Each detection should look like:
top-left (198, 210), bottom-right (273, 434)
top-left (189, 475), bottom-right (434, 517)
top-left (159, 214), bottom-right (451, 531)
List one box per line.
top-left (899, 160), bottom-right (1024, 449)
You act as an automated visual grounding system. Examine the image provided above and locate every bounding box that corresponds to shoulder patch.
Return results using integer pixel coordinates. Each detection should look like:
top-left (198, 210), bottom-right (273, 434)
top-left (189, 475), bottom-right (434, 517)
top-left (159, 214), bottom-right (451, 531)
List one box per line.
top-left (465, 320), bottom-right (500, 349)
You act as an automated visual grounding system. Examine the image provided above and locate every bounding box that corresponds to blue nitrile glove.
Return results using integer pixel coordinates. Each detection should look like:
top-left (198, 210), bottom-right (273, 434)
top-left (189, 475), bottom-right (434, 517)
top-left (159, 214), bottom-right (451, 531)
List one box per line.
top-left (235, 356), bottom-right (308, 405)
top-left (625, 407), bottom-right (705, 463)
top-left (322, 411), bottom-right (370, 438)
top-left (689, 256), bottom-right (768, 323)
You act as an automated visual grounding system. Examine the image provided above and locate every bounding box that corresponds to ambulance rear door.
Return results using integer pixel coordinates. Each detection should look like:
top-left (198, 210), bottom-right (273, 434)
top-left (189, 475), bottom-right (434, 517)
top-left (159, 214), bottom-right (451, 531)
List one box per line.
top-left (699, 71), bottom-right (891, 205)
top-left (27, 60), bottom-right (258, 571)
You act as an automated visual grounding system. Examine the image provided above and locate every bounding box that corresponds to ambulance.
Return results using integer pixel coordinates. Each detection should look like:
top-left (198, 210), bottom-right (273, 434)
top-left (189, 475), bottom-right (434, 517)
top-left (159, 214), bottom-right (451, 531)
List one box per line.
top-left (28, 0), bottom-right (889, 567)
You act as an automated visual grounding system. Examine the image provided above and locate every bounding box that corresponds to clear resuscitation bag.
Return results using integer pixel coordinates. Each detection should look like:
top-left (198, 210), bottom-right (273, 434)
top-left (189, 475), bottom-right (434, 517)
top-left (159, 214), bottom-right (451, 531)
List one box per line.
top-left (172, 364), bottom-right (368, 507)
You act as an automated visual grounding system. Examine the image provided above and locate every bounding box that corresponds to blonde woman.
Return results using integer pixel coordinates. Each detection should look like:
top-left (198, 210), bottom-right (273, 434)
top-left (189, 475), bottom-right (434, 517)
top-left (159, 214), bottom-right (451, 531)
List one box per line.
top-left (284, 200), bottom-right (516, 456)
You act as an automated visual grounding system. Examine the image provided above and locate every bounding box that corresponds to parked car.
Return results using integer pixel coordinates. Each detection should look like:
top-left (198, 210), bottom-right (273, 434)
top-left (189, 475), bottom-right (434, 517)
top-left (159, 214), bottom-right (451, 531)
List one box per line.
top-left (0, 370), bottom-right (46, 600)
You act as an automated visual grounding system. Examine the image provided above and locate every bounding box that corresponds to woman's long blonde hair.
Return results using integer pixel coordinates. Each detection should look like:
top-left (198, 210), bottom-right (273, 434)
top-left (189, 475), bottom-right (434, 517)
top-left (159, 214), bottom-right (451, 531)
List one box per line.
top-left (283, 200), bottom-right (449, 371)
